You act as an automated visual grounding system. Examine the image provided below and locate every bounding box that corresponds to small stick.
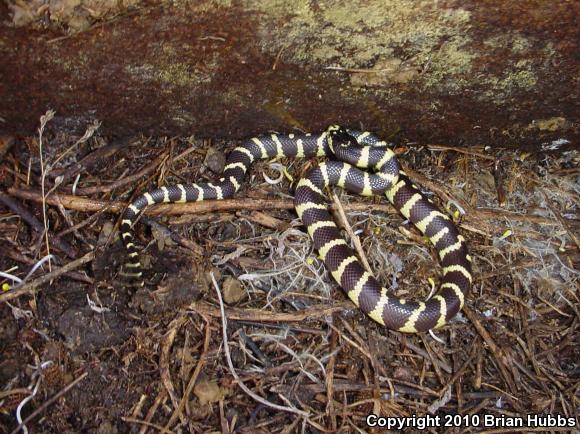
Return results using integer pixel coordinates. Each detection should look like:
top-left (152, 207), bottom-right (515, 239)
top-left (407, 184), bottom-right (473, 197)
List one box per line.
top-left (9, 185), bottom-right (559, 226)
top-left (272, 46), bottom-right (285, 70)
top-left (7, 187), bottom-right (398, 217)
top-left (141, 216), bottom-right (204, 256)
top-left (55, 204), bottom-right (113, 238)
top-left (541, 190), bottom-right (580, 250)
top-left (121, 417), bottom-right (175, 433)
top-left (4, 250), bottom-right (93, 285)
top-left (10, 372), bottom-right (88, 434)
top-left (420, 335), bottom-right (446, 386)
top-left (325, 65), bottom-right (398, 74)
top-left (38, 111), bottom-right (54, 271)
top-left (50, 138), bottom-right (127, 182)
top-left (72, 151), bottom-right (168, 196)
top-left (401, 168), bottom-right (558, 225)
top-left (273, 381), bottom-right (448, 398)
top-left (426, 144), bottom-right (496, 161)
top-left (0, 192), bottom-right (44, 233)
top-left (327, 322), bottom-right (372, 361)
top-left (163, 315), bottom-right (211, 431)
top-left (331, 193), bottom-right (372, 273)
top-left (0, 388), bottom-right (30, 399)
top-left (139, 391), bottom-right (168, 434)
top-left (188, 300), bottom-right (353, 323)
top-left (218, 399), bottom-right (228, 434)
top-left (325, 322), bottom-right (338, 432)
top-left (159, 315), bottom-right (188, 426)
top-left (210, 273), bottom-right (310, 418)
top-left (462, 305), bottom-right (517, 393)
top-left (0, 251), bottom-right (95, 302)
top-left (239, 211), bottom-right (286, 230)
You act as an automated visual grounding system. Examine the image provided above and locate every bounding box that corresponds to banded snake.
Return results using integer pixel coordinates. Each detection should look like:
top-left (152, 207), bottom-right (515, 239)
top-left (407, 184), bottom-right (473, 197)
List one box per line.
top-left (121, 126), bottom-right (472, 333)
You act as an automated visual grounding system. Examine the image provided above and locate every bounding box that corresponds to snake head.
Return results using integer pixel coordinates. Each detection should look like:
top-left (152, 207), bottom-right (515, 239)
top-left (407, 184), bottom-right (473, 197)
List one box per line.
top-left (326, 125), bottom-right (357, 152)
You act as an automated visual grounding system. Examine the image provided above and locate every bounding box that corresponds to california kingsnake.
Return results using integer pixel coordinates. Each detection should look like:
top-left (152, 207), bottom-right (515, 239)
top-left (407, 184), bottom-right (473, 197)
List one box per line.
top-left (121, 126), bottom-right (472, 333)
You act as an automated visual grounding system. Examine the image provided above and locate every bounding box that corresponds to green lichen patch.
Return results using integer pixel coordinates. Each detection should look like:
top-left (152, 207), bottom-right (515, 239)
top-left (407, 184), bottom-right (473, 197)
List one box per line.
top-left (529, 117), bottom-right (570, 132)
top-left (480, 57), bottom-right (540, 104)
top-left (125, 47), bottom-right (218, 88)
top-left (243, 0), bottom-right (474, 92)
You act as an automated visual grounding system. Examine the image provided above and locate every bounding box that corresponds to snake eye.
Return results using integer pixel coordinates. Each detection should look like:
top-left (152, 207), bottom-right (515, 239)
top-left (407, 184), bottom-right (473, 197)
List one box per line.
top-left (333, 129), bottom-right (356, 146)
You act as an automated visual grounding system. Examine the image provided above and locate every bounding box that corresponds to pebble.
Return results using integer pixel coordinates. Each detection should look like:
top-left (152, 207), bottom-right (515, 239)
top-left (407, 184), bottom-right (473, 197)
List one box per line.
top-left (204, 147), bottom-right (226, 174)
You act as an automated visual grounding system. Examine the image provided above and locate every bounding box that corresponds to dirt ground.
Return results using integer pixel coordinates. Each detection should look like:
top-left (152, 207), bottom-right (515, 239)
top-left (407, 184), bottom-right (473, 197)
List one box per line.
top-left (0, 1), bottom-right (579, 433)
top-left (0, 114), bottom-right (578, 433)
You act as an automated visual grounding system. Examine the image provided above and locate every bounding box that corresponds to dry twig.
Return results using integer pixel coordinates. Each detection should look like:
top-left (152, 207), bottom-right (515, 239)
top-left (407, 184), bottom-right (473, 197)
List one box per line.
top-left (211, 273), bottom-right (310, 418)
top-left (9, 372), bottom-right (88, 434)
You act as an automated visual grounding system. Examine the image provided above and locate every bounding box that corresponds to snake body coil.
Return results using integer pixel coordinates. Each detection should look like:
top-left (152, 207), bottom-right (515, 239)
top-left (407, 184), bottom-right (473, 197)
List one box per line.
top-left (121, 126), bottom-right (472, 333)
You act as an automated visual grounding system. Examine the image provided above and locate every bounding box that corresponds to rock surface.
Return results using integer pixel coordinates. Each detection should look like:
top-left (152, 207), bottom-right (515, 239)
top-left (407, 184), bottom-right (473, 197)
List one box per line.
top-left (0, 0), bottom-right (577, 149)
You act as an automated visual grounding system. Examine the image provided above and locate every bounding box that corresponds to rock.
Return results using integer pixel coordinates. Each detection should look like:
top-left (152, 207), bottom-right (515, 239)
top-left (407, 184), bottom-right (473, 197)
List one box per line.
top-left (57, 307), bottom-right (131, 353)
top-left (204, 147), bottom-right (226, 174)
top-left (194, 378), bottom-right (228, 405)
top-left (222, 277), bottom-right (246, 305)
top-left (131, 268), bottom-right (206, 314)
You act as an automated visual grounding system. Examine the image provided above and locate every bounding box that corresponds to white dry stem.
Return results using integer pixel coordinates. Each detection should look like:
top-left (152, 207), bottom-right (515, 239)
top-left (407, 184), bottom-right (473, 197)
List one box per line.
top-left (1, 254), bottom-right (55, 289)
top-left (15, 361), bottom-right (54, 434)
top-left (38, 113), bottom-right (100, 271)
top-left (263, 163), bottom-right (285, 185)
top-left (38, 110), bottom-right (55, 270)
top-left (210, 272), bottom-right (310, 418)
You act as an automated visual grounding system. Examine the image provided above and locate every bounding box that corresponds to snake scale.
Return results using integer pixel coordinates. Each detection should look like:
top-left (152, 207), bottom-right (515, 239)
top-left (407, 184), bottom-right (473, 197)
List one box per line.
top-left (121, 126), bottom-right (472, 333)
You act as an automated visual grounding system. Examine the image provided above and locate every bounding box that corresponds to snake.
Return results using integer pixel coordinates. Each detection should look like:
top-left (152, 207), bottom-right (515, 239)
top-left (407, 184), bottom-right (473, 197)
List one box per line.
top-left (120, 126), bottom-right (472, 333)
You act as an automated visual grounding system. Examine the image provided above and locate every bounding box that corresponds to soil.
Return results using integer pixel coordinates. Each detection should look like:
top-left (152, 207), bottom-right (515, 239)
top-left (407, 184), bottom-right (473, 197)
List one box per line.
top-left (0, 1), bottom-right (578, 433)
top-left (1, 126), bottom-right (578, 432)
